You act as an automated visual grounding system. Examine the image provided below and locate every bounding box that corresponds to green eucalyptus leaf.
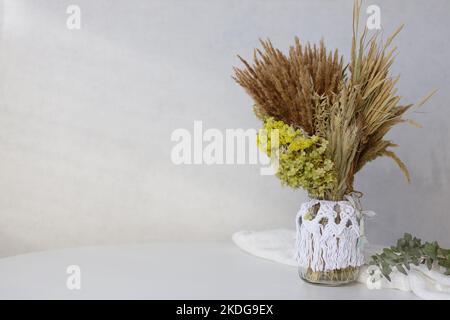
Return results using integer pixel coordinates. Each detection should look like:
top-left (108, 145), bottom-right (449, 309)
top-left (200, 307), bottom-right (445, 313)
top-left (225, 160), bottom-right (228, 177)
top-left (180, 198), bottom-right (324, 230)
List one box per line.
top-left (396, 264), bottom-right (407, 275)
top-left (371, 234), bottom-right (450, 282)
top-left (438, 259), bottom-right (450, 269)
top-left (383, 273), bottom-right (391, 281)
top-left (426, 258), bottom-right (433, 270)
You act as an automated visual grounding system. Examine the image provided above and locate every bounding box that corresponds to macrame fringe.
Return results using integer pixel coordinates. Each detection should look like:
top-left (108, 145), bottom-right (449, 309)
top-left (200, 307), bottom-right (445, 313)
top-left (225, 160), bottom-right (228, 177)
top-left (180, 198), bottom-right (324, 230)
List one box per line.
top-left (295, 199), bottom-right (365, 272)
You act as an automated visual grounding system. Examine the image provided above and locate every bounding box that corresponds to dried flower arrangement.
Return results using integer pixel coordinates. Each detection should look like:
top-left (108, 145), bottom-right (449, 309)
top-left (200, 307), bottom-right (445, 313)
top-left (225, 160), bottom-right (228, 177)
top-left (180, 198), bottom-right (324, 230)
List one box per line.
top-left (233, 1), bottom-right (435, 285)
top-left (233, 1), bottom-right (434, 201)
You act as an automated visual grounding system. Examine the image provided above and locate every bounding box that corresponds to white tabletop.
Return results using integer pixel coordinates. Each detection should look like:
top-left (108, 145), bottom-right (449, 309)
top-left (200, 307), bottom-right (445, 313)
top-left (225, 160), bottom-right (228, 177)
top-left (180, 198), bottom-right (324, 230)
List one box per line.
top-left (0, 242), bottom-right (417, 299)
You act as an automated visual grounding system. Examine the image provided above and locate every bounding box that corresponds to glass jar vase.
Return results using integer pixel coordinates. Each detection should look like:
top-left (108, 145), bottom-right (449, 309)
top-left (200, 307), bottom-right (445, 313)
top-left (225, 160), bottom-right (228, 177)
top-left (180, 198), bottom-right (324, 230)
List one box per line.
top-left (295, 199), bottom-right (364, 286)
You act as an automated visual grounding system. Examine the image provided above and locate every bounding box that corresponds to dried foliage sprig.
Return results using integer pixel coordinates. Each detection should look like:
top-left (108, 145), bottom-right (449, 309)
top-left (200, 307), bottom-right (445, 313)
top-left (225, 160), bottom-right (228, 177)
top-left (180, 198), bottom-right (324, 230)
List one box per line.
top-left (370, 233), bottom-right (450, 281)
top-left (233, 0), bottom-right (435, 200)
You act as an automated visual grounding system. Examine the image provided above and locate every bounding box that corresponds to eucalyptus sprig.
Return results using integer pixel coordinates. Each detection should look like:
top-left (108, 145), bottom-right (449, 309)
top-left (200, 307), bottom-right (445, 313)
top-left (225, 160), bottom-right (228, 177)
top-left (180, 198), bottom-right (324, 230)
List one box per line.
top-left (369, 233), bottom-right (450, 281)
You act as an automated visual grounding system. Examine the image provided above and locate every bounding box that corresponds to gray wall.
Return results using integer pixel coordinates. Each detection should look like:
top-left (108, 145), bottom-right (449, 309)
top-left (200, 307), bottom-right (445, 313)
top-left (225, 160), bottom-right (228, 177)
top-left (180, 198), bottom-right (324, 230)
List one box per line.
top-left (1, 0), bottom-right (449, 257)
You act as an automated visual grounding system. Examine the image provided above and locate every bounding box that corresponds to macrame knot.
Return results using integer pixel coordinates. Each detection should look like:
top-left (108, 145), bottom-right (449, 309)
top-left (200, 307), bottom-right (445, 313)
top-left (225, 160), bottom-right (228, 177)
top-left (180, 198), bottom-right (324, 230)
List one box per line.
top-left (295, 198), bottom-right (369, 272)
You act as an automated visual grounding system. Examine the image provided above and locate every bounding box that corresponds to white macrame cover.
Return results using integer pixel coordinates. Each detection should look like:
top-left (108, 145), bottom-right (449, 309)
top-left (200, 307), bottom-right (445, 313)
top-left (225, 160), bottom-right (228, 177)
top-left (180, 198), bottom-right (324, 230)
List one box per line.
top-left (295, 199), bottom-right (365, 272)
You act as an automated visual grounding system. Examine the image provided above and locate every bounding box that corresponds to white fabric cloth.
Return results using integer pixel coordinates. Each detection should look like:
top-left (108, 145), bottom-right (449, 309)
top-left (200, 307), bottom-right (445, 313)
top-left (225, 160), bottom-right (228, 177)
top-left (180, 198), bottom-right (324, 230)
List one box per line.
top-left (232, 229), bottom-right (450, 300)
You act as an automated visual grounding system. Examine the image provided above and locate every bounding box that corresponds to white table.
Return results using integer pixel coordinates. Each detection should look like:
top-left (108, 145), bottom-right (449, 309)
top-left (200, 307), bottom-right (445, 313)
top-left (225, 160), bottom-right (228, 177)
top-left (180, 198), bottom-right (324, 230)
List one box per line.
top-left (0, 242), bottom-right (417, 299)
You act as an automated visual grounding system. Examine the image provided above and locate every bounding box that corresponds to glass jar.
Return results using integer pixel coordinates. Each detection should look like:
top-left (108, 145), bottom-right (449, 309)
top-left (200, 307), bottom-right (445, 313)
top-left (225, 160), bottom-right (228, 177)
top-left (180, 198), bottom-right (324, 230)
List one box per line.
top-left (298, 266), bottom-right (360, 286)
top-left (296, 199), bottom-right (364, 286)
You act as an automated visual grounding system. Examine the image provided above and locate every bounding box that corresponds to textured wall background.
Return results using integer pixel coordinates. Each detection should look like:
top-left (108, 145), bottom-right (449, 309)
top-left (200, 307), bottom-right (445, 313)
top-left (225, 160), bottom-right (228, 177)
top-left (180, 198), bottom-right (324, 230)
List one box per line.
top-left (1, 0), bottom-right (449, 257)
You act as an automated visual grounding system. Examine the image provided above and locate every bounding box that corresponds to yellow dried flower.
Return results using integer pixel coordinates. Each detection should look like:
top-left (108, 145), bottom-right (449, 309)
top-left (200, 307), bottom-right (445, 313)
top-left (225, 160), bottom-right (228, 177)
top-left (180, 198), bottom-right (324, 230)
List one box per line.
top-left (257, 117), bottom-right (337, 199)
